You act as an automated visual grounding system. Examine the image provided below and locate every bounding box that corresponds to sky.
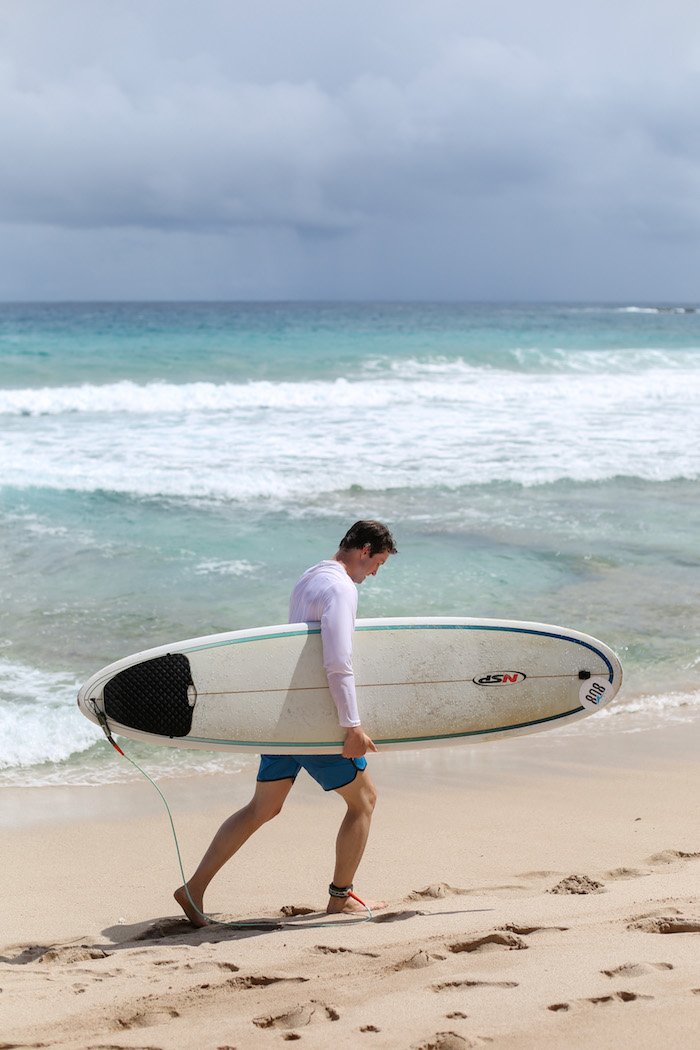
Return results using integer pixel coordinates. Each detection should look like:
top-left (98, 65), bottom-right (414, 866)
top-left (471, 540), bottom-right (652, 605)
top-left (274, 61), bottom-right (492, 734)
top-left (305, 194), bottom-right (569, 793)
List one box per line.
top-left (1, 0), bottom-right (699, 302)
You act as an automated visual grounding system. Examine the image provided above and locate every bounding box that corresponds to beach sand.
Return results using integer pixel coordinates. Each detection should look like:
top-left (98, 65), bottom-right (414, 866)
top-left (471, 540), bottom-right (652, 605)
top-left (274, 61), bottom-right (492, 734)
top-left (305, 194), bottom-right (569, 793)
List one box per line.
top-left (2, 720), bottom-right (699, 1050)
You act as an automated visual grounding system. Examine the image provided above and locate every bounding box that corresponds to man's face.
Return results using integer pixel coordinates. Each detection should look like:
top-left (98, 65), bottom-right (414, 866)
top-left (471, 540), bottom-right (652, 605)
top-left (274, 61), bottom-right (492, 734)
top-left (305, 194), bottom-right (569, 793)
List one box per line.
top-left (349, 546), bottom-right (391, 584)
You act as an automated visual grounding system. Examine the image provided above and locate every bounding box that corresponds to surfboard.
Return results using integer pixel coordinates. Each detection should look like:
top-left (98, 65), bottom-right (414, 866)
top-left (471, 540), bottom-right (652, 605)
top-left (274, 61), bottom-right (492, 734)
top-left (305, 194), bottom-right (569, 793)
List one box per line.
top-left (77, 617), bottom-right (622, 753)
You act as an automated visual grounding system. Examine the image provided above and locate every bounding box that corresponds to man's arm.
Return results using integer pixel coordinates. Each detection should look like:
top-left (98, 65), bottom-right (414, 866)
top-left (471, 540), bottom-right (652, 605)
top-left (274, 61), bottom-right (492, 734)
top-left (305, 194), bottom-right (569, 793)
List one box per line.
top-left (320, 587), bottom-right (377, 756)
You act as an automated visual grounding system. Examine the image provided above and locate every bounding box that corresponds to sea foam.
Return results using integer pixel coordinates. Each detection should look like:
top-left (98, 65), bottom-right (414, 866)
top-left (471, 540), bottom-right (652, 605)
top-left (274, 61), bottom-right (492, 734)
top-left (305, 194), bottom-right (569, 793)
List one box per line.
top-left (0, 659), bottom-right (97, 772)
top-left (1, 366), bottom-right (699, 499)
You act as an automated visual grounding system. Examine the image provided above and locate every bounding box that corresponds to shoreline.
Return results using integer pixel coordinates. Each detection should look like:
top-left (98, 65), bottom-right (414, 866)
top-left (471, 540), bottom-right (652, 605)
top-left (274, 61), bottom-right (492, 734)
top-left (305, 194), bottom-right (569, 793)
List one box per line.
top-left (2, 710), bottom-right (698, 829)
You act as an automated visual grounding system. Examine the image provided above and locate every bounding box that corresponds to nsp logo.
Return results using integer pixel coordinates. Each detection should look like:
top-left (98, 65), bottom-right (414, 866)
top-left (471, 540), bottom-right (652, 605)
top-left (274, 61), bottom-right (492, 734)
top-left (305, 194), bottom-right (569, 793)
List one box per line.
top-left (473, 672), bottom-right (526, 686)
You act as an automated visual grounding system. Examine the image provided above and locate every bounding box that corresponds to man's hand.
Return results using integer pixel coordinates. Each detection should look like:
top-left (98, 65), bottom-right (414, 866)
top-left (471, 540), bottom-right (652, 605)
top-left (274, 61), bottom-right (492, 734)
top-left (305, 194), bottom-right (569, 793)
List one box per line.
top-left (342, 724), bottom-right (378, 758)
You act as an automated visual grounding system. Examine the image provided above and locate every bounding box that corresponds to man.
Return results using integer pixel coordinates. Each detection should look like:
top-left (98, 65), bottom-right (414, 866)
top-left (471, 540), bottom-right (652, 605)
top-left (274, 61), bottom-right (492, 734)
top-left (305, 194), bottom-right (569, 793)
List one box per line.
top-left (174, 520), bottom-right (397, 925)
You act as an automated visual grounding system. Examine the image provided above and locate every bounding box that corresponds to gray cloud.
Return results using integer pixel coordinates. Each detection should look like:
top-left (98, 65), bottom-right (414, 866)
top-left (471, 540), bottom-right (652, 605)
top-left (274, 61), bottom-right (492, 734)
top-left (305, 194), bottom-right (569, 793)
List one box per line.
top-left (1, 0), bottom-right (699, 299)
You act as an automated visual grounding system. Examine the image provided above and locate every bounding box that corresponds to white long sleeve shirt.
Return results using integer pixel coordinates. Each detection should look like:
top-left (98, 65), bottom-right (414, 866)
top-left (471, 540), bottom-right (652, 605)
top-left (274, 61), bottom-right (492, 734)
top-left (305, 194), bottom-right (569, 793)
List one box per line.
top-left (288, 559), bottom-right (360, 728)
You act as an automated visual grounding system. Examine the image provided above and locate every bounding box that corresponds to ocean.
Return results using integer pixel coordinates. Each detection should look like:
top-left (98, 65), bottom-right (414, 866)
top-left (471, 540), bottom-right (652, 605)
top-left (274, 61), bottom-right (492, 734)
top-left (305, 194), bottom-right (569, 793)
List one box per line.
top-left (1, 301), bottom-right (699, 787)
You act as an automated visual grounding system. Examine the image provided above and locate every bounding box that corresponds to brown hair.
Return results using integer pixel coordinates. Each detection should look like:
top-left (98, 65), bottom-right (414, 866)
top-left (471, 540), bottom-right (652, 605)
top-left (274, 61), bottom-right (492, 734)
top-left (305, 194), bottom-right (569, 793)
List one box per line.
top-left (338, 520), bottom-right (397, 556)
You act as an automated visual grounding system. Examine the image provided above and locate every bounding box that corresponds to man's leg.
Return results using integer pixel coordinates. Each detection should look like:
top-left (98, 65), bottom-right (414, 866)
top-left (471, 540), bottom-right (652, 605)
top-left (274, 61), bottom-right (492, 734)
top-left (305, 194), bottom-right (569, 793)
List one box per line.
top-left (326, 768), bottom-right (386, 914)
top-left (174, 777), bottom-right (294, 926)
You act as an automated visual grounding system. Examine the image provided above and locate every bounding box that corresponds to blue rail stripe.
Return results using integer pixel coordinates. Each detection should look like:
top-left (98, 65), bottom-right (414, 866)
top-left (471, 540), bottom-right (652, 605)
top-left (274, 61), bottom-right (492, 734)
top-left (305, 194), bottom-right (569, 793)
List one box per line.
top-left (181, 704), bottom-right (584, 749)
top-left (182, 622), bottom-right (615, 682)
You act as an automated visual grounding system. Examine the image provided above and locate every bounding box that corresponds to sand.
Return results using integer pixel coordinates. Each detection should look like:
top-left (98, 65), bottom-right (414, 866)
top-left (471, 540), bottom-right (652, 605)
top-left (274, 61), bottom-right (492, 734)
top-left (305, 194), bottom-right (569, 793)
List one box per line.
top-left (2, 719), bottom-right (699, 1050)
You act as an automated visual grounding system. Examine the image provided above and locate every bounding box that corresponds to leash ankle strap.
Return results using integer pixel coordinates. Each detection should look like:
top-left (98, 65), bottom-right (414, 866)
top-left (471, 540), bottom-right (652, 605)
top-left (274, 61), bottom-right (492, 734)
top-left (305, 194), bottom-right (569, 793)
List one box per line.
top-left (328, 882), bottom-right (353, 898)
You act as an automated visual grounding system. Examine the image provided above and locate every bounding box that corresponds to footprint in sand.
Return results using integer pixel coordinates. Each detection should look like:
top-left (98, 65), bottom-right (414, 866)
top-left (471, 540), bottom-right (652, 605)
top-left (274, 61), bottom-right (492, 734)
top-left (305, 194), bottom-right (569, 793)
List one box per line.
top-left (449, 932), bottom-right (527, 954)
top-left (548, 991), bottom-right (653, 1012)
top-left (646, 849), bottom-right (700, 866)
top-left (133, 917), bottom-right (194, 940)
top-left (413, 1030), bottom-right (489, 1049)
top-left (409, 882), bottom-right (522, 899)
top-left (409, 883), bottom-right (471, 899)
top-left (602, 962), bottom-right (673, 978)
top-left (628, 915), bottom-right (700, 934)
top-left (518, 870), bottom-right (560, 879)
top-left (229, 974), bottom-right (308, 989)
top-left (432, 979), bottom-right (519, 991)
top-left (38, 945), bottom-right (111, 964)
top-left (371, 909), bottom-right (427, 923)
top-left (181, 960), bottom-right (241, 974)
top-left (499, 923), bottom-right (568, 935)
top-left (315, 944), bottom-right (380, 958)
top-left (605, 867), bottom-right (652, 880)
top-left (253, 1001), bottom-right (339, 1029)
top-left (393, 950), bottom-right (439, 970)
top-left (115, 1003), bottom-right (181, 1029)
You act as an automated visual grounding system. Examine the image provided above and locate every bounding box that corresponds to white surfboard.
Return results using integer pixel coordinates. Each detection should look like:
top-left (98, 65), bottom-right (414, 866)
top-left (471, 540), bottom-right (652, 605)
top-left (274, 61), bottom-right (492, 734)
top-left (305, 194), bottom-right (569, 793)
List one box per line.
top-left (77, 617), bottom-right (622, 754)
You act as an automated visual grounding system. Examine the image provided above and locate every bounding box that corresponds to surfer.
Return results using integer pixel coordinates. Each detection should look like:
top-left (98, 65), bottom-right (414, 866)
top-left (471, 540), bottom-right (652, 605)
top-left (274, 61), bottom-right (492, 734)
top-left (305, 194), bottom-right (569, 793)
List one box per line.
top-left (174, 520), bottom-right (397, 925)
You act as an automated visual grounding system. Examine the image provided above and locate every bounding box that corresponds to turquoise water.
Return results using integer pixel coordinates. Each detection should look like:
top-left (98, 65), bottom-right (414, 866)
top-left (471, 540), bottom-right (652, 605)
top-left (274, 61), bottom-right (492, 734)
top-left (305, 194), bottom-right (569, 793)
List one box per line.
top-left (1, 301), bottom-right (699, 784)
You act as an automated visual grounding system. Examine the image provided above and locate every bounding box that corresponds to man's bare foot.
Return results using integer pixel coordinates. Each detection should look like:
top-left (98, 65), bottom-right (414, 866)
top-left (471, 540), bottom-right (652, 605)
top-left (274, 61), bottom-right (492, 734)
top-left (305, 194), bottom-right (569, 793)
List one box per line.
top-left (174, 884), bottom-right (210, 928)
top-left (326, 894), bottom-right (386, 915)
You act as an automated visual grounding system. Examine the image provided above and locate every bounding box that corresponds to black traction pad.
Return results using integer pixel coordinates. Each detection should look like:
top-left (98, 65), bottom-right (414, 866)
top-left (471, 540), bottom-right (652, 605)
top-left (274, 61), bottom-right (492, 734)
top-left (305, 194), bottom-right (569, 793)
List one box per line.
top-left (103, 653), bottom-right (195, 737)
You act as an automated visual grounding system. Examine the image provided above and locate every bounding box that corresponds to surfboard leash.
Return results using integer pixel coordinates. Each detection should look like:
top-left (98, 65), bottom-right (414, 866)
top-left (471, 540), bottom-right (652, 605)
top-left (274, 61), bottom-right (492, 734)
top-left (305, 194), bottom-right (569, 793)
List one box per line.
top-left (89, 701), bottom-right (373, 930)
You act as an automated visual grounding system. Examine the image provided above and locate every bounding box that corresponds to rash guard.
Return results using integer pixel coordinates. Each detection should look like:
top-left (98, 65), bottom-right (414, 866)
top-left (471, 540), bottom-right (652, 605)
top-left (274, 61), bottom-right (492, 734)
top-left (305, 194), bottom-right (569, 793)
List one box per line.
top-left (288, 560), bottom-right (360, 728)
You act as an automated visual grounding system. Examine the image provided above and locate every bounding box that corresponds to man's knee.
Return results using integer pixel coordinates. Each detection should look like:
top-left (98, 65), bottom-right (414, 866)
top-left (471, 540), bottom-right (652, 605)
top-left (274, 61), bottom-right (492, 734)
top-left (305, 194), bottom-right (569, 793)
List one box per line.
top-left (249, 781), bottom-right (292, 824)
top-left (341, 773), bottom-right (377, 815)
top-left (256, 799), bottom-right (284, 823)
top-left (362, 778), bottom-right (378, 812)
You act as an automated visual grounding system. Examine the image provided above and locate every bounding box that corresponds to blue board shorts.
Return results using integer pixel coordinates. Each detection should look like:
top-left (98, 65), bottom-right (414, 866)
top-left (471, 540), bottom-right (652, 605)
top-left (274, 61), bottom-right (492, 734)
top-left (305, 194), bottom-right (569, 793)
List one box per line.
top-left (257, 754), bottom-right (367, 791)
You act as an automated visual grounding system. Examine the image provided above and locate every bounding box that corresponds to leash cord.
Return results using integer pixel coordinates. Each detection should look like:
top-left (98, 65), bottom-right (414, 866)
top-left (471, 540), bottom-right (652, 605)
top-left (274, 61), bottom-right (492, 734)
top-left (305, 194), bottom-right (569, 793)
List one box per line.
top-left (100, 731), bottom-right (373, 929)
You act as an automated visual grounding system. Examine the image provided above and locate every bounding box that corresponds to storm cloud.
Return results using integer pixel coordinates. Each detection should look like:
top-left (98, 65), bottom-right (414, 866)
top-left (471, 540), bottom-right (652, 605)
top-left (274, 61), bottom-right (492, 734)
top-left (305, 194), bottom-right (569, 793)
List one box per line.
top-left (2, 0), bottom-right (699, 300)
